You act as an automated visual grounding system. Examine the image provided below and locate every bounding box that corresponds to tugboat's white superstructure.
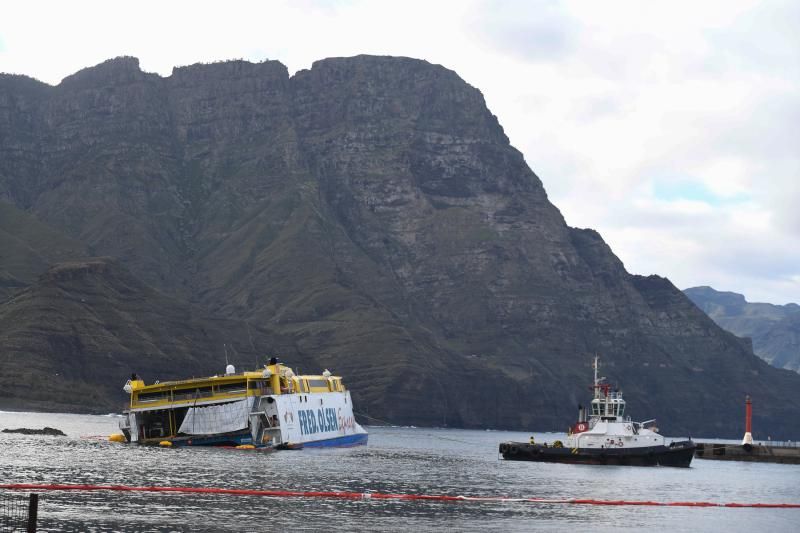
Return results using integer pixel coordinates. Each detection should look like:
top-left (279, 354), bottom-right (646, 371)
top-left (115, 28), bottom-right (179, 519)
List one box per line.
top-left (499, 357), bottom-right (695, 467)
top-left (564, 357), bottom-right (668, 451)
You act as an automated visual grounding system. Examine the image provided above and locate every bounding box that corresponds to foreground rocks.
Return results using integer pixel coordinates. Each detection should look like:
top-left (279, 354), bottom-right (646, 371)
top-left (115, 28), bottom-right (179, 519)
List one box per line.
top-left (2, 427), bottom-right (66, 436)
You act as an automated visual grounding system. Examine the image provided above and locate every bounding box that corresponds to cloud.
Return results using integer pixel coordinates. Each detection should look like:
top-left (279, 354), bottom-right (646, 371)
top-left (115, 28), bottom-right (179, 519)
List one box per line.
top-left (468, 0), bottom-right (580, 62)
top-left (487, 0), bottom-right (800, 304)
top-left (702, 0), bottom-right (800, 79)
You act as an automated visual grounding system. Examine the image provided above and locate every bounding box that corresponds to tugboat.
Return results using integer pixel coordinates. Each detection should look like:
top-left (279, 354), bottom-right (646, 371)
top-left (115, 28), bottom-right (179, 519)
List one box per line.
top-left (499, 357), bottom-right (695, 467)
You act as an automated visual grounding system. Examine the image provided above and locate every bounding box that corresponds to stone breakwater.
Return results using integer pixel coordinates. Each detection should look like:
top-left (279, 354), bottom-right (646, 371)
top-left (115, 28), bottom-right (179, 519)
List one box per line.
top-left (695, 442), bottom-right (800, 464)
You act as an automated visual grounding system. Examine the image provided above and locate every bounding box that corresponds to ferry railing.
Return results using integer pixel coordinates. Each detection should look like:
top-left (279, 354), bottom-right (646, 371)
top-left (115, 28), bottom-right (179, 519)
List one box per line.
top-left (0, 492), bottom-right (37, 533)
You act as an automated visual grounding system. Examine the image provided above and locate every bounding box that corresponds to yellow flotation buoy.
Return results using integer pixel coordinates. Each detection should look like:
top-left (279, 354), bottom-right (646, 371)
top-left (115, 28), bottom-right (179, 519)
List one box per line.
top-left (235, 444), bottom-right (255, 450)
top-left (159, 440), bottom-right (173, 447)
top-left (108, 433), bottom-right (126, 443)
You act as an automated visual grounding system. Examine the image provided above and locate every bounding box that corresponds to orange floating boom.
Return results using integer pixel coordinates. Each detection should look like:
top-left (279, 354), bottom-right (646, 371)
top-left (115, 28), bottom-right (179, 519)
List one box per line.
top-left (1, 483), bottom-right (799, 509)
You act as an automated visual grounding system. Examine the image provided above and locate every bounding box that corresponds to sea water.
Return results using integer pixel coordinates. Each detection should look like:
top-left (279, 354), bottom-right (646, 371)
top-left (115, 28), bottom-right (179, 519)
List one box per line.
top-left (1, 411), bottom-right (798, 532)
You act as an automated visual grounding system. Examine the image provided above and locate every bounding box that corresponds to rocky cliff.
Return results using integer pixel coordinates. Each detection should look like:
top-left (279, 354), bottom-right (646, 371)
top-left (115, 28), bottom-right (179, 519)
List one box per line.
top-left (1, 56), bottom-right (799, 438)
top-left (0, 257), bottom-right (305, 412)
top-left (685, 286), bottom-right (800, 373)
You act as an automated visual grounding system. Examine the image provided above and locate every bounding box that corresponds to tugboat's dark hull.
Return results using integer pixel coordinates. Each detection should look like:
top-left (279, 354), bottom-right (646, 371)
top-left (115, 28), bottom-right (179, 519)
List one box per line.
top-left (499, 440), bottom-right (695, 467)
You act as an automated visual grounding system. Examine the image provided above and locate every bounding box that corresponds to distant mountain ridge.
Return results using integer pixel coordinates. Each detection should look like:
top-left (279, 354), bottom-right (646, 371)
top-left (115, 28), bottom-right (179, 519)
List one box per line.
top-left (685, 286), bottom-right (800, 373)
top-left (1, 56), bottom-right (799, 438)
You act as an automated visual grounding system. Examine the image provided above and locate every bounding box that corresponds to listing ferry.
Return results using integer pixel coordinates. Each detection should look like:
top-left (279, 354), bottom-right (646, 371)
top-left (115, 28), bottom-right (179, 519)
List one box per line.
top-left (499, 357), bottom-right (695, 467)
top-left (116, 358), bottom-right (368, 449)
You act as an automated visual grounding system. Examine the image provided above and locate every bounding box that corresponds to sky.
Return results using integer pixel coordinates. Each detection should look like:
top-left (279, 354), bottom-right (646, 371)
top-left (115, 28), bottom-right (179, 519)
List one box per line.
top-left (1, 0), bottom-right (798, 304)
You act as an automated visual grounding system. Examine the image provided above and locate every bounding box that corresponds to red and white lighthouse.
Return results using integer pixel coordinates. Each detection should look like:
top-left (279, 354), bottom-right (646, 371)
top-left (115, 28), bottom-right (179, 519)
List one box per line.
top-left (741, 395), bottom-right (753, 445)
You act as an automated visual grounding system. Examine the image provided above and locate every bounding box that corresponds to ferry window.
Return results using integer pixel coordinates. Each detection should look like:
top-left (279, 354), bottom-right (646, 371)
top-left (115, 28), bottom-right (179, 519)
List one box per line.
top-left (172, 387), bottom-right (213, 400)
top-left (307, 378), bottom-right (330, 390)
top-left (248, 380), bottom-right (270, 392)
top-left (218, 382), bottom-right (247, 394)
top-left (137, 391), bottom-right (169, 403)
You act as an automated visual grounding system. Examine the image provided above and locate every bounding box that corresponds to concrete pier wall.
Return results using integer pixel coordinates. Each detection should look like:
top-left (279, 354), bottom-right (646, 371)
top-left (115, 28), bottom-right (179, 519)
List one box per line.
top-left (695, 442), bottom-right (800, 464)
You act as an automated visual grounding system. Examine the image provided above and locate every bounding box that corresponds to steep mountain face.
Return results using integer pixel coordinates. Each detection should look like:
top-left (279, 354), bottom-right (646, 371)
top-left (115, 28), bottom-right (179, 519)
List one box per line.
top-left (685, 286), bottom-right (800, 373)
top-left (1, 56), bottom-right (799, 438)
top-left (0, 201), bottom-right (89, 301)
top-left (0, 258), bottom-right (306, 412)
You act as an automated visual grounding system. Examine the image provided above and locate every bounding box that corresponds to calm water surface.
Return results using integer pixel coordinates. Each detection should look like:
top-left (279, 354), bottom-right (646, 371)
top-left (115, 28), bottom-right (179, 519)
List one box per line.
top-left (1, 411), bottom-right (798, 532)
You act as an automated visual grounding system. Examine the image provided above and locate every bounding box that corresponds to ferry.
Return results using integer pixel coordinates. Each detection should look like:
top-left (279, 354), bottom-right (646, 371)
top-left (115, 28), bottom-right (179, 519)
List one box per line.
top-left (499, 357), bottom-right (695, 467)
top-left (116, 358), bottom-right (368, 449)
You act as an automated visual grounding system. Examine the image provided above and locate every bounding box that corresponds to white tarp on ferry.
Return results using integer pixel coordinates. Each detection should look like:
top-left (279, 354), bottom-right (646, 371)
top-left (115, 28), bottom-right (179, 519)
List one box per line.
top-left (178, 398), bottom-right (255, 435)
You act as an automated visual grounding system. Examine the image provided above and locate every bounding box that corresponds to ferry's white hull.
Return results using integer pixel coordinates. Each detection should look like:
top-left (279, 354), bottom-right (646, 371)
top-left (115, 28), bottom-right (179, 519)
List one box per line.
top-left (266, 390), bottom-right (368, 448)
top-left (121, 390), bottom-right (368, 449)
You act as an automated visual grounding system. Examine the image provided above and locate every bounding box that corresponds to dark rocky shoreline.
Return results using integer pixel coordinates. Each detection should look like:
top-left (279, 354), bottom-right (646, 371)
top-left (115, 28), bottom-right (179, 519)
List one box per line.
top-left (2, 426), bottom-right (66, 436)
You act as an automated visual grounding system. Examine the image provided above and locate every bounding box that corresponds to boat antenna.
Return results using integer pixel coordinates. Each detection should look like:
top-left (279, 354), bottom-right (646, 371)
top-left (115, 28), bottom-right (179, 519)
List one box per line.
top-left (224, 344), bottom-right (229, 366)
top-left (229, 343), bottom-right (240, 362)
